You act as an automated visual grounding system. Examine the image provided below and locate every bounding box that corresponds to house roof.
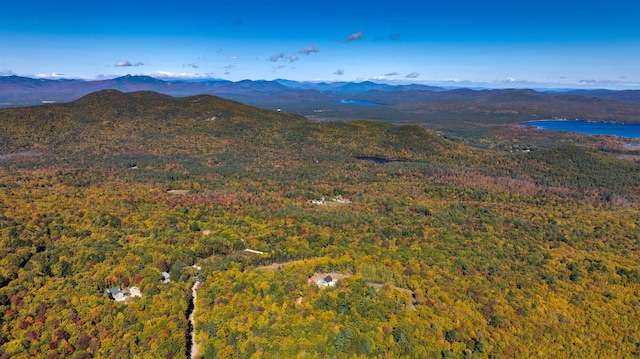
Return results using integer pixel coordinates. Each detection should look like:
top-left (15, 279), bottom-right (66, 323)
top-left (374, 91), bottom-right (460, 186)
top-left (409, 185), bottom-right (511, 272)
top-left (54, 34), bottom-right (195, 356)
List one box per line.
top-left (323, 276), bottom-right (333, 283)
top-left (105, 286), bottom-right (122, 296)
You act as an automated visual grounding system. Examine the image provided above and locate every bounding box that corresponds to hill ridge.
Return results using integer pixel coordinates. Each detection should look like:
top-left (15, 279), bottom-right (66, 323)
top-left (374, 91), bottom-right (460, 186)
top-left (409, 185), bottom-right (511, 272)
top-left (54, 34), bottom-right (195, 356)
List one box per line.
top-left (3, 75), bottom-right (640, 109)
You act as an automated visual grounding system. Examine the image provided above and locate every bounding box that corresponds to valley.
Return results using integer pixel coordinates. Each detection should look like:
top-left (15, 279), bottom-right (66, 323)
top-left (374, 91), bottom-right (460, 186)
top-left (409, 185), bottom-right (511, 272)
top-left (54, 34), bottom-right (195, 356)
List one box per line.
top-left (0, 90), bottom-right (639, 358)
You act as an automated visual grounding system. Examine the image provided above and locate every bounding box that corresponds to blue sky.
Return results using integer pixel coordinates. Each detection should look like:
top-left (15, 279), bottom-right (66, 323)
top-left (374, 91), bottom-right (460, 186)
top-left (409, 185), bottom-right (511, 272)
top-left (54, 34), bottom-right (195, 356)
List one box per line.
top-left (1, 0), bottom-right (639, 89)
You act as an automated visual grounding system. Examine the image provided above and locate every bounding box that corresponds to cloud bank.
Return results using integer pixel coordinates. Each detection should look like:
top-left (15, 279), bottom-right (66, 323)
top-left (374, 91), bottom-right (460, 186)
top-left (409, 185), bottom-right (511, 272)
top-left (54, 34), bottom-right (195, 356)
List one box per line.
top-left (142, 71), bottom-right (216, 80)
top-left (33, 73), bottom-right (70, 79)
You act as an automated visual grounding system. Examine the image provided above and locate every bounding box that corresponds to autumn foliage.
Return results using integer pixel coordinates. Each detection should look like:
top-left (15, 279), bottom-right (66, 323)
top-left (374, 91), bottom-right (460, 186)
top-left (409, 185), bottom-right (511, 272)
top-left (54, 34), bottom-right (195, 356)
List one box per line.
top-left (0, 91), bottom-right (639, 358)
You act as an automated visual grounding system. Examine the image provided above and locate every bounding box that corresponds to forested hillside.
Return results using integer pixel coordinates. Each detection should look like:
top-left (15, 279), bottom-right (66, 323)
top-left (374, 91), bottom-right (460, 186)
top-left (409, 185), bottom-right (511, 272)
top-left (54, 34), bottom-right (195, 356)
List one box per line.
top-left (1, 91), bottom-right (639, 358)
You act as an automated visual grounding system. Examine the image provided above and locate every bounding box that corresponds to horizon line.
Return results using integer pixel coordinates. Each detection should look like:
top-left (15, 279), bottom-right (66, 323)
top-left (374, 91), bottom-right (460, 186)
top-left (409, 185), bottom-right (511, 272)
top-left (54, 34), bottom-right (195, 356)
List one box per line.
top-left (2, 73), bottom-right (639, 91)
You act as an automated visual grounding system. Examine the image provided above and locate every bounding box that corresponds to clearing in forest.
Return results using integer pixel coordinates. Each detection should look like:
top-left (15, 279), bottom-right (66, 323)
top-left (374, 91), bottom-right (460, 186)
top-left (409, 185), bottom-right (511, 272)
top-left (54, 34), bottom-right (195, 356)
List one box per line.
top-left (308, 272), bottom-right (352, 285)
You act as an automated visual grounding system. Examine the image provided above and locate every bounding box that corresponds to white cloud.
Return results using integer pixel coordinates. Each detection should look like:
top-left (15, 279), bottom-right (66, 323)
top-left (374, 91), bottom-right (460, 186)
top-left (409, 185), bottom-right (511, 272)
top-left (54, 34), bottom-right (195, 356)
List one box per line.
top-left (115, 60), bottom-right (144, 67)
top-left (494, 77), bottom-right (533, 86)
top-left (268, 52), bottom-right (286, 62)
top-left (359, 75), bottom-right (640, 90)
top-left (372, 73), bottom-right (401, 81)
top-left (573, 78), bottom-right (640, 88)
top-left (33, 73), bottom-right (70, 79)
top-left (346, 30), bottom-right (363, 42)
top-left (405, 72), bottom-right (420, 79)
top-left (96, 74), bottom-right (119, 80)
top-left (147, 71), bottom-right (216, 79)
top-left (298, 45), bottom-right (319, 55)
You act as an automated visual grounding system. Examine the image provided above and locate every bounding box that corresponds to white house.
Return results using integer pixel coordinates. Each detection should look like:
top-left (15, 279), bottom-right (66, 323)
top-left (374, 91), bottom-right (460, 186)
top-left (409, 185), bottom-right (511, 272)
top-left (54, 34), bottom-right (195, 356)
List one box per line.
top-left (106, 286), bottom-right (142, 302)
top-left (311, 196), bottom-right (327, 205)
top-left (317, 275), bottom-right (335, 287)
top-left (161, 271), bottom-right (171, 283)
top-left (105, 286), bottom-right (124, 301)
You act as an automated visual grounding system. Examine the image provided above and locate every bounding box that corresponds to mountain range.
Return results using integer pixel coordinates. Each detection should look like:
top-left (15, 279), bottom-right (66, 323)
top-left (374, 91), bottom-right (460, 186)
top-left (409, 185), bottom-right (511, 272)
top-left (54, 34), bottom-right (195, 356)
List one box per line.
top-left (2, 75), bottom-right (640, 109)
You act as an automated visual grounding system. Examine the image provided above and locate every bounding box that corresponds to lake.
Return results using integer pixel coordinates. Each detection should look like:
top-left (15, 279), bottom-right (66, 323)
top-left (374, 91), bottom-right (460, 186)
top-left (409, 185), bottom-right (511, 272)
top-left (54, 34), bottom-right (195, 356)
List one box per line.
top-left (331, 99), bottom-right (384, 106)
top-left (522, 120), bottom-right (640, 139)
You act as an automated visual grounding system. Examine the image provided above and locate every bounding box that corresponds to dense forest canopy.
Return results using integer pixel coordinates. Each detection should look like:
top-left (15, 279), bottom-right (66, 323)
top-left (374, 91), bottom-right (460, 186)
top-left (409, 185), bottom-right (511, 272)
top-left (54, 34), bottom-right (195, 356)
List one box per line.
top-left (1, 91), bottom-right (639, 358)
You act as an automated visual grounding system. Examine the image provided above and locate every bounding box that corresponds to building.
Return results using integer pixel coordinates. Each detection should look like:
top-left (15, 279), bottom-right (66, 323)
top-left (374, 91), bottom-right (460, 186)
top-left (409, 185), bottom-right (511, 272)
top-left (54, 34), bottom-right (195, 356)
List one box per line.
top-left (317, 276), bottom-right (335, 287)
top-left (105, 286), bottom-right (124, 300)
top-left (161, 271), bottom-right (171, 283)
top-left (105, 286), bottom-right (142, 302)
